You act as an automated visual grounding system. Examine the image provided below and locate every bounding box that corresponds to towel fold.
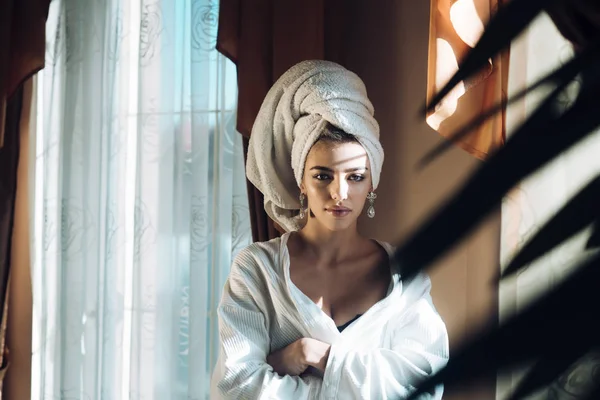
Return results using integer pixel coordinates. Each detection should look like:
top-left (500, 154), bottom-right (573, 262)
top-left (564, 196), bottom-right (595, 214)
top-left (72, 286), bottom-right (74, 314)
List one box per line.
top-left (246, 60), bottom-right (385, 232)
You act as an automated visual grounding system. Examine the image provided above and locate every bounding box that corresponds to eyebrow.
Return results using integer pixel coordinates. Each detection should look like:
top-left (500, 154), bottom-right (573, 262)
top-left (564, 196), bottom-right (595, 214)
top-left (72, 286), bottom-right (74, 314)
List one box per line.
top-left (309, 166), bottom-right (369, 172)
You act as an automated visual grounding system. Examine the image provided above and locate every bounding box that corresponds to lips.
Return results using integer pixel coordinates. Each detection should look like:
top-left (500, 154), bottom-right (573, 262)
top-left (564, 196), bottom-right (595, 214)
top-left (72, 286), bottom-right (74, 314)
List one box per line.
top-left (326, 206), bottom-right (352, 217)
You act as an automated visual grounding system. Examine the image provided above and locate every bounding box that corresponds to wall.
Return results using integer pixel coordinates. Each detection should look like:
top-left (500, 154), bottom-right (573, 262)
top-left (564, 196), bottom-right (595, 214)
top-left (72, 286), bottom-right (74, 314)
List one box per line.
top-left (343, 1), bottom-right (501, 399)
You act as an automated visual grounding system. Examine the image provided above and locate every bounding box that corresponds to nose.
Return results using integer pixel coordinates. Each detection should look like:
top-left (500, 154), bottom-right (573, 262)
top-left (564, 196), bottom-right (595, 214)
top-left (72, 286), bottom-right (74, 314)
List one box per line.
top-left (331, 178), bottom-right (349, 202)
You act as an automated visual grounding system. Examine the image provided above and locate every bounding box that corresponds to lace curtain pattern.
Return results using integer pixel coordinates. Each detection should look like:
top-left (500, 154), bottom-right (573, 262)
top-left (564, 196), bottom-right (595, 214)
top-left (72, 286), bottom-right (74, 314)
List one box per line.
top-left (31, 0), bottom-right (250, 398)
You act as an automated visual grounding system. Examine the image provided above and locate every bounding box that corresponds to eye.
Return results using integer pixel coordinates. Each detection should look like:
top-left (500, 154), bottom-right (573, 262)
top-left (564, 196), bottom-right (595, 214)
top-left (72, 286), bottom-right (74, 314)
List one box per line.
top-left (349, 174), bottom-right (365, 182)
top-left (313, 173), bottom-right (332, 181)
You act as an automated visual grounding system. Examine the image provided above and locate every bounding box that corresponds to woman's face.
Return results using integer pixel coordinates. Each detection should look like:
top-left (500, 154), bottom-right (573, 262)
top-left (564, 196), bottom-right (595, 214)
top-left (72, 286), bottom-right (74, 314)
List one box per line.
top-left (300, 140), bottom-right (372, 231)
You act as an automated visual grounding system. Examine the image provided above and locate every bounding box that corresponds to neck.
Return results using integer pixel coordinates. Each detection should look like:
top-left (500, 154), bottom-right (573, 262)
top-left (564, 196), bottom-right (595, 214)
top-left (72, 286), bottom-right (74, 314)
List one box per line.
top-left (296, 219), bottom-right (362, 263)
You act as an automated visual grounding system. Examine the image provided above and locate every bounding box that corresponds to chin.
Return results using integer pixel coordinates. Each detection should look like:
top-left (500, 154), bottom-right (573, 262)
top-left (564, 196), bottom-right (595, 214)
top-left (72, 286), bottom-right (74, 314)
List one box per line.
top-left (319, 224), bottom-right (348, 232)
top-left (317, 216), bottom-right (357, 232)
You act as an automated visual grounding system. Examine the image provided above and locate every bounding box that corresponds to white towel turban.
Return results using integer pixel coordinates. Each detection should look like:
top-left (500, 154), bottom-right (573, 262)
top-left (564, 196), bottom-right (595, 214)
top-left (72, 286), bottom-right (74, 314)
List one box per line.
top-left (246, 60), bottom-right (385, 232)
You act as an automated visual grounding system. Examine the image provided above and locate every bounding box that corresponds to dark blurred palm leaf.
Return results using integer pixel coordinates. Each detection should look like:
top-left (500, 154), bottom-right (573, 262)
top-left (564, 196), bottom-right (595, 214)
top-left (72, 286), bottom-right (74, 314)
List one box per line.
top-left (393, 0), bottom-right (600, 398)
top-left (505, 349), bottom-right (591, 400)
top-left (547, 0), bottom-right (600, 49)
top-left (586, 219), bottom-right (600, 249)
top-left (406, 251), bottom-right (600, 399)
top-left (500, 175), bottom-right (600, 279)
top-left (583, 383), bottom-right (600, 400)
top-left (418, 41), bottom-right (600, 169)
top-left (395, 66), bottom-right (600, 280)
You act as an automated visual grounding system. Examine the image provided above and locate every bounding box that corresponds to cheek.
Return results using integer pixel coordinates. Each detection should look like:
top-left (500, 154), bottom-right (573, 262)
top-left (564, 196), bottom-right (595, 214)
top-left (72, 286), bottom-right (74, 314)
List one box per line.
top-left (306, 186), bottom-right (326, 201)
top-left (350, 181), bottom-right (371, 197)
top-left (304, 183), bottom-right (327, 204)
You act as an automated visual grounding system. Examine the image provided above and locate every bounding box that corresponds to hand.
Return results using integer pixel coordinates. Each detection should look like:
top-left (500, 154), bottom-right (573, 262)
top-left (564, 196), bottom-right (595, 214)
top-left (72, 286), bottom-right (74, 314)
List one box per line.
top-left (267, 338), bottom-right (331, 376)
top-left (300, 338), bottom-right (331, 373)
top-left (267, 339), bottom-right (309, 376)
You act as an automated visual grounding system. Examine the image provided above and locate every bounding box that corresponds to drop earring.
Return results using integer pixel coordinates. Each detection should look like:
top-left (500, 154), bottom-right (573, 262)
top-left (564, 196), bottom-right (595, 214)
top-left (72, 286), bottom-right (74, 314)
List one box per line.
top-left (299, 193), bottom-right (306, 219)
top-left (367, 192), bottom-right (377, 218)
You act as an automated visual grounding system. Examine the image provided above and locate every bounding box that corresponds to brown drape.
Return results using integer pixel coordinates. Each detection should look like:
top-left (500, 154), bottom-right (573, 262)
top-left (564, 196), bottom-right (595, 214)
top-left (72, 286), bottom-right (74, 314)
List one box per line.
top-left (0, 0), bottom-right (51, 148)
top-left (216, 0), bottom-right (346, 242)
top-left (427, 0), bottom-right (508, 160)
top-left (0, 0), bottom-right (51, 394)
top-left (3, 77), bottom-right (34, 400)
top-left (0, 82), bottom-right (24, 397)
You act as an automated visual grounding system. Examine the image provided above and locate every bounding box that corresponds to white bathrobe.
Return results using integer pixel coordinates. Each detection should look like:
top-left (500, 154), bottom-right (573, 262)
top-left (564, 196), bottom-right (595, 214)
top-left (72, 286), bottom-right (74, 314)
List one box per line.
top-left (210, 233), bottom-right (449, 399)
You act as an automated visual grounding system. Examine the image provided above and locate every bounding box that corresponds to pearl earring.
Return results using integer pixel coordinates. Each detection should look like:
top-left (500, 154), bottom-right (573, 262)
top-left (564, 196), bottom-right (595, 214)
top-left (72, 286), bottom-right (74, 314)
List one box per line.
top-left (367, 192), bottom-right (377, 218)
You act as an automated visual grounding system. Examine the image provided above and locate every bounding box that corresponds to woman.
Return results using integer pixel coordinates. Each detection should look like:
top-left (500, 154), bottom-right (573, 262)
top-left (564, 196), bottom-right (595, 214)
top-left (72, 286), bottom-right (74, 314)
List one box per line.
top-left (210, 60), bottom-right (449, 399)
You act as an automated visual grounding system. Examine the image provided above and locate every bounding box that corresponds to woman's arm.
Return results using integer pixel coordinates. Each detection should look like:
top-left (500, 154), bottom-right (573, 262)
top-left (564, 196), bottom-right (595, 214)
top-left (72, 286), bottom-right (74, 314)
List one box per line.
top-left (267, 337), bottom-right (331, 376)
top-left (315, 274), bottom-right (449, 399)
top-left (211, 253), bottom-right (321, 400)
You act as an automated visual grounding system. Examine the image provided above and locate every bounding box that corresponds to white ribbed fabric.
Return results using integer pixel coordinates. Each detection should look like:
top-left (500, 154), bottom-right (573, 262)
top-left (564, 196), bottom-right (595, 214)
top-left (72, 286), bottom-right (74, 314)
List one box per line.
top-left (210, 233), bottom-right (449, 399)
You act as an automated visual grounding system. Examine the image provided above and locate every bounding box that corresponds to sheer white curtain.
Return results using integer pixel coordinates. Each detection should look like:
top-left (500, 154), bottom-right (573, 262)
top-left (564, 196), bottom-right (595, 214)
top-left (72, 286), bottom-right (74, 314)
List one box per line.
top-left (31, 0), bottom-right (251, 398)
top-left (498, 12), bottom-right (600, 400)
